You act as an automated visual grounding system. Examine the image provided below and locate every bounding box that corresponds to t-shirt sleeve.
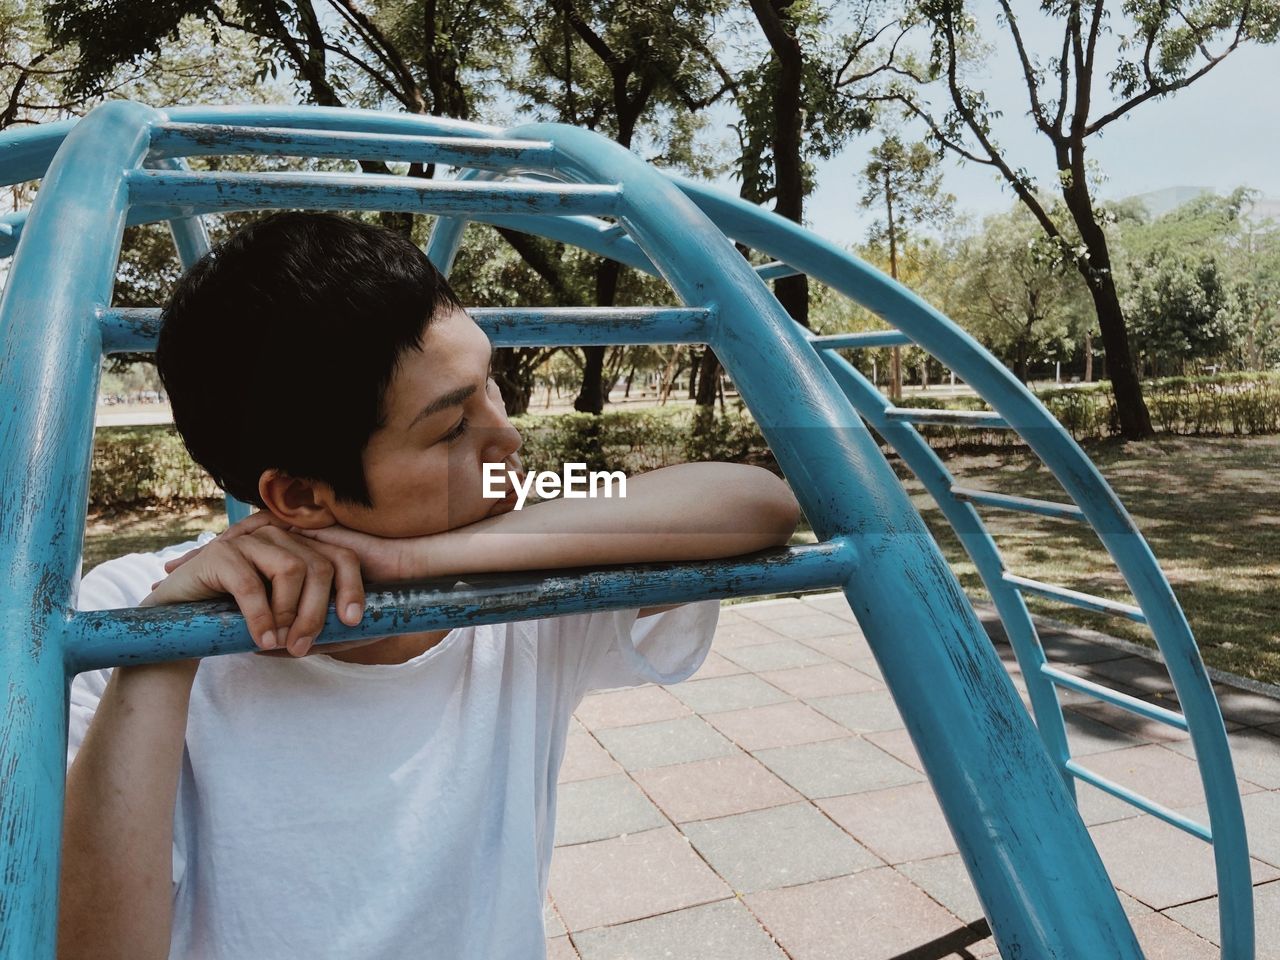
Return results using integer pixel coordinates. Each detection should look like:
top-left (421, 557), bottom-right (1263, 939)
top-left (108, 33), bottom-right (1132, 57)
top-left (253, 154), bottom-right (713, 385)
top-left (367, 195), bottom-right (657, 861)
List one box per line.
top-left (555, 599), bottom-right (720, 698)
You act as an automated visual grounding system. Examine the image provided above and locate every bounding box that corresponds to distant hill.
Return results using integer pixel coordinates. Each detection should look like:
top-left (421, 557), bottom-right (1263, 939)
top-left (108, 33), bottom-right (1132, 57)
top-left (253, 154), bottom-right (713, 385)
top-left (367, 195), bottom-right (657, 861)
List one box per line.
top-left (1127, 185), bottom-right (1280, 222)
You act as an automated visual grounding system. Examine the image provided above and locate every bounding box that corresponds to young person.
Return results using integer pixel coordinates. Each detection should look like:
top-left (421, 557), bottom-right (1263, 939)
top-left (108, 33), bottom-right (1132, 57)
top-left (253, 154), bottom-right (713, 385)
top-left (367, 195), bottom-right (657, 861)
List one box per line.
top-left (60, 213), bottom-right (800, 959)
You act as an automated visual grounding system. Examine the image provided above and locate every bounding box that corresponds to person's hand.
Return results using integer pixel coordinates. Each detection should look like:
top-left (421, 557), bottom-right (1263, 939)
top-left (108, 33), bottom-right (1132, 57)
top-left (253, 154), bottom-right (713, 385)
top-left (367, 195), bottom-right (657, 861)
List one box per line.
top-left (286, 523), bottom-right (413, 583)
top-left (145, 513), bottom-right (366, 657)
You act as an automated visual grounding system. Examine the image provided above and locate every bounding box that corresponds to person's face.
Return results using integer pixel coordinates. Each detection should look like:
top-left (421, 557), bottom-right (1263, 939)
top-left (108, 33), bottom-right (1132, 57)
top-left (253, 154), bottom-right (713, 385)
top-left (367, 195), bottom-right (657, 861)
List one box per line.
top-left (326, 307), bottom-right (525, 538)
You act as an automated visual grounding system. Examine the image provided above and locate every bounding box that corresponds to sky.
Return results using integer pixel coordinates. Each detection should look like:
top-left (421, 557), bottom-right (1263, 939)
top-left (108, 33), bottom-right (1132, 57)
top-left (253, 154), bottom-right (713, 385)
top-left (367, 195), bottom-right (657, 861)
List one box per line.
top-left (709, 6), bottom-right (1280, 249)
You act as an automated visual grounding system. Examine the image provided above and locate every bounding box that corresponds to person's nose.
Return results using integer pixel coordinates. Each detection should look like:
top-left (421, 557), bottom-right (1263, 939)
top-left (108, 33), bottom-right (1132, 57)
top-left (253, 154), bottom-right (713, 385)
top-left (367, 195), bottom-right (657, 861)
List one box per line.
top-left (479, 382), bottom-right (523, 463)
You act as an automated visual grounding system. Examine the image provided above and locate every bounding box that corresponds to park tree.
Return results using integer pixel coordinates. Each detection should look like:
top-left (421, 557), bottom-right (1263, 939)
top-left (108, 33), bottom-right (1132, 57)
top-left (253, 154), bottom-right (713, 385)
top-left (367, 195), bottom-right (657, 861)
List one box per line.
top-left (1227, 204), bottom-right (1280, 372)
top-left (953, 204), bottom-right (1089, 384)
top-left (857, 132), bottom-right (954, 398)
top-left (510, 0), bottom-right (734, 414)
top-left (897, 1), bottom-right (1280, 439)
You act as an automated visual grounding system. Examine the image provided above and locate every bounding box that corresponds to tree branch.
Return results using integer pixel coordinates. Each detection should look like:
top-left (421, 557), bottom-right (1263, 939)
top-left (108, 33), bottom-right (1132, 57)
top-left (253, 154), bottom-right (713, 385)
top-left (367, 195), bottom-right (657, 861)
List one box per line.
top-left (997, 0), bottom-right (1053, 136)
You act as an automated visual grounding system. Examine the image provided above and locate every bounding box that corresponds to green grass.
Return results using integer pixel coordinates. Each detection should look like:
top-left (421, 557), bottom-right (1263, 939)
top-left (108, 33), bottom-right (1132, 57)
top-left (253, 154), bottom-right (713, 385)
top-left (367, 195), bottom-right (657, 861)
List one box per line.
top-left (84, 436), bottom-right (1280, 684)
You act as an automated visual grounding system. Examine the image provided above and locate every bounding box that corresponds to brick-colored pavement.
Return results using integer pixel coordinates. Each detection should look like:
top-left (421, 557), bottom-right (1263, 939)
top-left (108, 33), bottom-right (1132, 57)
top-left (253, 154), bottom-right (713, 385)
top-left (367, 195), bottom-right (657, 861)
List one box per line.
top-left (544, 592), bottom-right (1280, 960)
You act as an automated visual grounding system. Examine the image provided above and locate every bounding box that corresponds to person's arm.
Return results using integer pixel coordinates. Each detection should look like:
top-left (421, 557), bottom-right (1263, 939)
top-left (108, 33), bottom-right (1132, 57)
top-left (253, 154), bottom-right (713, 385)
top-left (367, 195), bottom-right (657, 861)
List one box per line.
top-left (58, 645), bottom-right (198, 960)
top-left (294, 462), bottom-right (801, 615)
top-left (59, 526), bottom-right (369, 959)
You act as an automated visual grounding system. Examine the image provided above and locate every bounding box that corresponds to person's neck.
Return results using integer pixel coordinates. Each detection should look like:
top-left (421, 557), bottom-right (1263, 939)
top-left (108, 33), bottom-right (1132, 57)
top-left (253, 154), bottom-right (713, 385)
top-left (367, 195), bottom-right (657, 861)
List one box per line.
top-left (325, 629), bottom-right (452, 665)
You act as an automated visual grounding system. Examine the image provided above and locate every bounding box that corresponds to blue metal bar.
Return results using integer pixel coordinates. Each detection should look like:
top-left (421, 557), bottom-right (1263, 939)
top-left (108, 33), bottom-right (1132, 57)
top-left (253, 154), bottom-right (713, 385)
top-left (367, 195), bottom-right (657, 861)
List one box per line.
top-left (814, 330), bottom-right (913, 349)
top-left (951, 485), bottom-right (1086, 522)
top-left (1005, 572), bottom-right (1148, 624)
top-left (884, 406), bottom-right (1010, 428)
top-left (1065, 760), bottom-right (1213, 842)
top-left (66, 541), bottom-right (857, 672)
top-left (818, 351), bottom-right (1078, 801)
top-left (124, 169), bottom-right (624, 218)
top-left (149, 122), bottom-right (557, 170)
top-left (1041, 664), bottom-right (1189, 730)
top-left (518, 119), bottom-right (1144, 959)
top-left (0, 99), bottom-right (160, 960)
top-left (755, 260), bottom-right (802, 280)
top-left (99, 305), bottom-right (716, 353)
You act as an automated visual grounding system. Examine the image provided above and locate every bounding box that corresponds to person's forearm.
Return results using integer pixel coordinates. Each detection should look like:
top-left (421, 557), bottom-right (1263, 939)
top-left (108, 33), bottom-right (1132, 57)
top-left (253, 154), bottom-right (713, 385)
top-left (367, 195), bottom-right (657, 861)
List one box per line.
top-left (58, 646), bottom-right (198, 960)
top-left (412, 462), bottom-right (800, 577)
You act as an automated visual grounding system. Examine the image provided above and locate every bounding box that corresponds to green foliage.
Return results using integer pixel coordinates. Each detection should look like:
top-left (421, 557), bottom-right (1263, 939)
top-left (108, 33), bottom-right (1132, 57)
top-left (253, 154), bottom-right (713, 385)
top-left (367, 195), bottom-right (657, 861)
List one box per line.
top-left (91, 425), bottom-right (221, 510)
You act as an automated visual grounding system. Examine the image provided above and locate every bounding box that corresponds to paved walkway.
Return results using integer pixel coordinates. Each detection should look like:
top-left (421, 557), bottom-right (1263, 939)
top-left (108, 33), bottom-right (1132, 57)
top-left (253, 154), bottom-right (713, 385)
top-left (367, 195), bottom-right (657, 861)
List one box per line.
top-left (542, 591), bottom-right (1280, 959)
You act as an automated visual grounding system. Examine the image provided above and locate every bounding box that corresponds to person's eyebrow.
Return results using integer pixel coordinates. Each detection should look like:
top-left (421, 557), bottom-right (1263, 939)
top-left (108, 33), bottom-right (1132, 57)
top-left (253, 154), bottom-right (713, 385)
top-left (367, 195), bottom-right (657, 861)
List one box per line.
top-left (407, 384), bottom-right (476, 432)
top-left (406, 342), bottom-right (495, 433)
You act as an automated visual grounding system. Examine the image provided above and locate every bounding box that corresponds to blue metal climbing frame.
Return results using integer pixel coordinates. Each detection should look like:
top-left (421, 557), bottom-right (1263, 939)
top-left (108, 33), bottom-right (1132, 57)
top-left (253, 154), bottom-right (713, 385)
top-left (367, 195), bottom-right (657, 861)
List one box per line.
top-left (0, 102), bottom-right (1253, 959)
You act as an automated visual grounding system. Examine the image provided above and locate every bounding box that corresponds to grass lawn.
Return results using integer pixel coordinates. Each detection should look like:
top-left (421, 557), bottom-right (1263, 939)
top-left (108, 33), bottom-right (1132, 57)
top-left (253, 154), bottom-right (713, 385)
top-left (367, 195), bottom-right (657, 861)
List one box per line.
top-left (83, 435), bottom-right (1280, 684)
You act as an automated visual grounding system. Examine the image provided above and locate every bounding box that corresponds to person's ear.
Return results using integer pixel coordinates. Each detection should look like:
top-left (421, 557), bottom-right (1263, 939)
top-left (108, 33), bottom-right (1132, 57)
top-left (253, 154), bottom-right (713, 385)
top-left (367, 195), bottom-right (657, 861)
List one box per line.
top-left (257, 469), bottom-right (338, 529)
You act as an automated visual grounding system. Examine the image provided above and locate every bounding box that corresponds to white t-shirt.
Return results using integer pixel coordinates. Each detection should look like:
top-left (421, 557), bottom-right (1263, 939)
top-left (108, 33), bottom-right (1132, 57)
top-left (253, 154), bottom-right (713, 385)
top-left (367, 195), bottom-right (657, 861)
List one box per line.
top-left (69, 533), bottom-right (719, 960)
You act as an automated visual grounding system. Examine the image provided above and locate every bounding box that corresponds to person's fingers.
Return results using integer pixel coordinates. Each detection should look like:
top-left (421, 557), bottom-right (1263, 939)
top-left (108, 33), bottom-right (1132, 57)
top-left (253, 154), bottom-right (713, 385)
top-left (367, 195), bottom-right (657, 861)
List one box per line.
top-left (292, 537), bottom-right (365, 628)
top-left (163, 512), bottom-right (284, 573)
top-left (241, 528), bottom-right (314, 651)
top-left (250, 527), bottom-right (340, 656)
top-left (200, 541), bottom-right (281, 652)
top-left (163, 547), bottom-right (202, 573)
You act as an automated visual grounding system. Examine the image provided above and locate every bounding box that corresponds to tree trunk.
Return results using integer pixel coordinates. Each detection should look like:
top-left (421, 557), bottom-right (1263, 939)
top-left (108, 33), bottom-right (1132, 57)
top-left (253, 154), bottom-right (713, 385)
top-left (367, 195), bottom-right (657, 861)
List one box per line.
top-left (1084, 328), bottom-right (1093, 382)
top-left (695, 346), bottom-right (721, 406)
top-left (573, 259), bottom-right (622, 414)
top-left (1060, 176), bottom-right (1154, 438)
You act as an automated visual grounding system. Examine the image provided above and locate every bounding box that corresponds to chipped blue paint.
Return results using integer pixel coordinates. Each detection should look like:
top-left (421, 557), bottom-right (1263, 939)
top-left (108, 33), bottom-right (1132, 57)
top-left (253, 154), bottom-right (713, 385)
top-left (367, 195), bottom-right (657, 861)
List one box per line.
top-left (0, 103), bottom-right (1253, 959)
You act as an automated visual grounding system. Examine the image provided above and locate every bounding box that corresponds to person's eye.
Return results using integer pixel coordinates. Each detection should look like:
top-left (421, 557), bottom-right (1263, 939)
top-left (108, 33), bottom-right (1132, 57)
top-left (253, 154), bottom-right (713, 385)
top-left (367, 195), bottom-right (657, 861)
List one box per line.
top-left (442, 417), bottom-right (469, 443)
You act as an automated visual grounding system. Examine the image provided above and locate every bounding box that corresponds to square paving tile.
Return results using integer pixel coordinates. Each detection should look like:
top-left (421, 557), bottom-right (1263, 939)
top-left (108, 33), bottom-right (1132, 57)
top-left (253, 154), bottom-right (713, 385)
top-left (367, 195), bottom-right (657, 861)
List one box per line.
top-left (632, 753), bottom-right (802, 823)
top-left (1164, 726), bottom-right (1280, 790)
top-left (1130, 911), bottom-right (1220, 959)
top-left (575, 685), bottom-right (691, 730)
top-left (689, 650), bottom-right (749, 680)
top-left (895, 854), bottom-right (985, 924)
top-left (1074, 778), bottom-right (1146, 827)
top-left (1166, 879), bottom-right (1280, 958)
top-left (1066, 698), bottom-right (1196, 743)
top-left (756, 662), bottom-right (882, 700)
top-left (759, 611), bottom-right (858, 641)
top-left (1078, 743), bottom-right (1261, 811)
top-left (1178, 789), bottom-right (1280, 869)
top-left (816, 782), bottom-right (958, 864)
top-left (799, 592), bottom-right (858, 623)
top-left (667, 674), bottom-right (794, 715)
top-left (731, 598), bottom-right (809, 623)
top-left (713, 619), bottom-right (789, 649)
top-left (794, 634), bottom-right (877, 669)
top-left (744, 866), bottom-right (965, 960)
top-left (559, 732), bottom-right (624, 783)
top-left (545, 897), bottom-right (566, 938)
top-left (555, 774), bottom-right (668, 847)
top-left (719, 639), bottom-right (834, 673)
top-left (547, 935), bottom-right (579, 959)
top-left (1083, 656), bottom-right (1179, 699)
top-left (753, 736), bottom-right (923, 799)
top-left (1090, 814), bottom-right (1280, 908)
top-left (807, 689), bottom-right (905, 733)
top-left (703, 701), bottom-right (851, 752)
top-left (863, 728), bottom-right (923, 772)
top-left (682, 801), bottom-right (881, 894)
top-left (1037, 629), bottom-right (1134, 665)
top-left (593, 715), bottom-right (738, 771)
top-left (1064, 708), bottom-right (1152, 756)
top-left (549, 826), bottom-right (731, 932)
top-left (571, 899), bottom-right (787, 960)
top-left (1212, 685), bottom-right (1280, 726)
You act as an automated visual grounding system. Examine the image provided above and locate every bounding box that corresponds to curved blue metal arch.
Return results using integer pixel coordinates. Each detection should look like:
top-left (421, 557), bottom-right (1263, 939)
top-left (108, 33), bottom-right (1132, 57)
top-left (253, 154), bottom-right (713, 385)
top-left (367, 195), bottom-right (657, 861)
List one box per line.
top-left (0, 103), bottom-right (1252, 959)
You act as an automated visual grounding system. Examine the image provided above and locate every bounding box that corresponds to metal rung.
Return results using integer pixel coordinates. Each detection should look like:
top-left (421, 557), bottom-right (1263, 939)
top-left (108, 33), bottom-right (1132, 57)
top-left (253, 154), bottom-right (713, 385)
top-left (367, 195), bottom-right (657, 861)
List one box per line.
top-left (99, 305), bottom-right (716, 353)
top-left (124, 170), bottom-right (623, 218)
top-left (813, 331), bottom-right (913, 349)
top-left (1064, 760), bottom-right (1212, 842)
top-left (150, 123), bottom-right (557, 170)
top-left (67, 539), bottom-right (859, 672)
top-left (884, 407), bottom-right (1010, 428)
top-left (1003, 572), bottom-right (1147, 624)
top-left (1041, 664), bottom-right (1188, 729)
top-left (755, 261), bottom-right (802, 280)
top-left (952, 486), bottom-right (1085, 521)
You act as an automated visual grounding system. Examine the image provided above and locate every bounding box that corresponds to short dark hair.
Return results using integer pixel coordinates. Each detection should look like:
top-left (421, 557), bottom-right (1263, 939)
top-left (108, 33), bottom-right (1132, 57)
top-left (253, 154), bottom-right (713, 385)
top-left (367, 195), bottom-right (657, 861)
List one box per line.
top-left (156, 211), bottom-right (463, 509)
